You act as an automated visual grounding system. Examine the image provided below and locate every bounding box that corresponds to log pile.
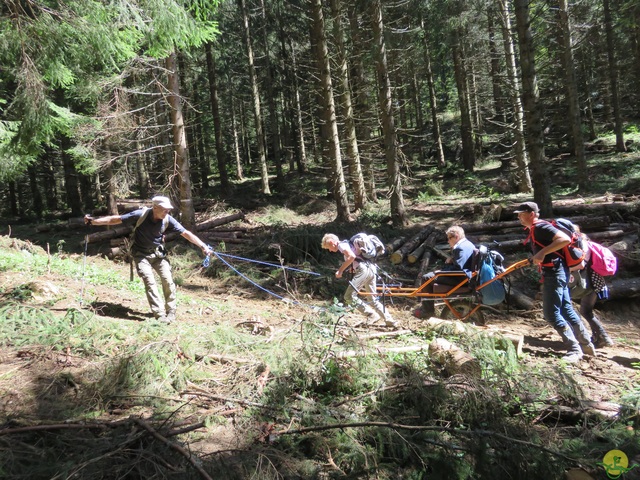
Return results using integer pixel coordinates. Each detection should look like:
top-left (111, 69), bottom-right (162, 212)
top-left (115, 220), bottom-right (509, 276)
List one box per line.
top-left (383, 212), bottom-right (640, 298)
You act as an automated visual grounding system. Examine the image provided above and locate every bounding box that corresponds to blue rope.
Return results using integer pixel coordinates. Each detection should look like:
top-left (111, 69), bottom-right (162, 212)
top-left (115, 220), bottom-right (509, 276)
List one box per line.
top-left (203, 250), bottom-right (320, 275)
top-left (204, 248), bottom-right (326, 312)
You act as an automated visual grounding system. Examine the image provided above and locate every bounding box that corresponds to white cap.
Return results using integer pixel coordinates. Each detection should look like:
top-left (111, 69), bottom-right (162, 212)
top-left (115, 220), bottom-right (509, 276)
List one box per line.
top-left (152, 195), bottom-right (173, 209)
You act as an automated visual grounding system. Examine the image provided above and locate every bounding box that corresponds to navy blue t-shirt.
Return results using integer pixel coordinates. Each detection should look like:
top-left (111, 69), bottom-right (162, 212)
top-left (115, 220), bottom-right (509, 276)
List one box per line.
top-left (121, 208), bottom-right (186, 252)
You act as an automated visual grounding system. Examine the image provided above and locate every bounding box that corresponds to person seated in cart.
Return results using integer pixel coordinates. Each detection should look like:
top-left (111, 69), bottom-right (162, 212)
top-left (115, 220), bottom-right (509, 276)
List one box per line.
top-left (413, 226), bottom-right (476, 319)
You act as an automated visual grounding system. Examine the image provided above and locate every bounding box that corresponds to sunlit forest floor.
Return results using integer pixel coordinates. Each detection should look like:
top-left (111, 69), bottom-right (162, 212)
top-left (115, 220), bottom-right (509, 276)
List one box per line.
top-left (1, 146), bottom-right (640, 479)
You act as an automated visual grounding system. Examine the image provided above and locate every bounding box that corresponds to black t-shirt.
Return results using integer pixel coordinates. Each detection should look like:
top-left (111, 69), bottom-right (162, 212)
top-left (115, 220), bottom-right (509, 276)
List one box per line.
top-left (528, 221), bottom-right (561, 265)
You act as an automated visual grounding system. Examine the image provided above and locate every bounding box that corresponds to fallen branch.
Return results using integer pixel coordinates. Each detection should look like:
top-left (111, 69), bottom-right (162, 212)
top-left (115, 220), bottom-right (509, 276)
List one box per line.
top-left (273, 421), bottom-right (578, 462)
top-left (133, 417), bottom-right (214, 480)
top-left (333, 344), bottom-right (427, 358)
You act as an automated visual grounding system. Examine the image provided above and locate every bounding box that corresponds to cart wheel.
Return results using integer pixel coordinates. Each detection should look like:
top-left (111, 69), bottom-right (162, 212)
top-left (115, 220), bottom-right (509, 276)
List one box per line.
top-left (440, 300), bottom-right (485, 325)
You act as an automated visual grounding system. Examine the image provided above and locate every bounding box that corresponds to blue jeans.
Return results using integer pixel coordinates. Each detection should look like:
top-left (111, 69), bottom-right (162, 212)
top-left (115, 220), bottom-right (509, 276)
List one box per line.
top-left (542, 263), bottom-right (582, 330)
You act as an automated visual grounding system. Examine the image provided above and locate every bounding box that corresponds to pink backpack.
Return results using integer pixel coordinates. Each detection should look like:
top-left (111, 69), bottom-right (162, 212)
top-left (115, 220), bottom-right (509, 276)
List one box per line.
top-left (588, 241), bottom-right (618, 276)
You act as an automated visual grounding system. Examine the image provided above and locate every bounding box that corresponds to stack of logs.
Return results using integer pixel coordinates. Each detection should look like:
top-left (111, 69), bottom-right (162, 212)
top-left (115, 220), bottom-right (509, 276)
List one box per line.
top-left (80, 209), bottom-right (248, 258)
top-left (384, 214), bottom-right (640, 298)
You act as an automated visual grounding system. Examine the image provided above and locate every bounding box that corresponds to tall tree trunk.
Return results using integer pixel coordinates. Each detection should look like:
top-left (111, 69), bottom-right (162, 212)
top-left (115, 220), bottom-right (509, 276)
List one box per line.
top-left (330, 0), bottom-right (366, 212)
top-left (286, 37), bottom-right (307, 174)
top-left (274, 9), bottom-right (295, 174)
top-left (310, 0), bottom-right (351, 222)
top-left (60, 136), bottom-right (83, 216)
top-left (514, 0), bottom-right (552, 215)
top-left (238, 0), bottom-right (271, 194)
top-left (557, 0), bottom-right (587, 191)
top-left (229, 83), bottom-right (244, 180)
top-left (633, 3), bottom-right (640, 108)
top-left (420, 16), bottom-right (445, 168)
top-left (603, 0), bottom-right (626, 152)
top-left (371, 0), bottom-right (406, 227)
top-left (452, 29), bottom-right (476, 171)
top-left (43, 153), bottom-right (58, 211)
top-left (410, 63), bottom-right (423, 138)
top-left (497, 0), bottom-right (532, 193)
top-left (205, 42), bottom-right (230, 194)
top-left (348, 5), bottom-right (377, 201)
top-left (8, 182), bottom-right (19, 217)
top-left (259, 0), bottom-right (283, 184)
top-left (192, 97), bottom-right (210, 192)
top-left (468, 57), bottom-right (483, 159)
top-left (135, 137), bottom-right (151, 200)
top-left (27, 164), bottom-right (43, 218)
top-left (165, 52), bottom-right (195, 229)
top-left (103, 144), bottom-right (118, 215)
top-left (487, 8), bottom-right (504, 122)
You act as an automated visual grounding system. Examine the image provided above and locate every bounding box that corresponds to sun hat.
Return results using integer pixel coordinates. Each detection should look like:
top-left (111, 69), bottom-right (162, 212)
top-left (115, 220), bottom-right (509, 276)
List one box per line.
top-left (152, 195), bottom-right (173, 209)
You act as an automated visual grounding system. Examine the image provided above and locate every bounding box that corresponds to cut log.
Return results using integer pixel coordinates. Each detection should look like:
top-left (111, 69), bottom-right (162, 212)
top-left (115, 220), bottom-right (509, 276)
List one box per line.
top-left (408, 227), bottom-right (438, 264)
top-left (486, 332), bottom-right (525, 357)
top-left (205, 236), bottom-right (250, 244)
top-left (390, 226), bottom-right (435, 265)
top-left (196, 212), bottom-right (245, 231)
top-left (609, 277), bottom-right (640, 299)
top-left (506, 287), bottom-right (537, 310)
top-left (552, 202), bottom-right (640, 219)
top-left (585, 230), bottom-right (628, 241)
top-left (415, 232), bottom-right (441, 286)
top-left (385, 236), bottom-right (407, 256)
top-left (428, 338), bottom-right (481, 378)
top-left (460, 215), bottom-right (611, 235)
top-left (424, 318), bottom-right (468, 335)
top-left (110, 238), bottom-right (127, 247)
top-left (610, 234), bottom-right (640, 271)
top-left (86, 225), bottom-right (133, 244)
top-left (334, 345), bottom-right (427, 358)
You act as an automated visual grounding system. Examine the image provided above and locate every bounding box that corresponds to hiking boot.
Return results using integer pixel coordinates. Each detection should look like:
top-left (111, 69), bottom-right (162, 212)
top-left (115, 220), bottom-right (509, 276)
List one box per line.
top-left (570, 323), bottom-right (597, 357)
top-left (556, 326), bottom-right (584, 363)
top-left (593, 335), bottom-right (614, 348)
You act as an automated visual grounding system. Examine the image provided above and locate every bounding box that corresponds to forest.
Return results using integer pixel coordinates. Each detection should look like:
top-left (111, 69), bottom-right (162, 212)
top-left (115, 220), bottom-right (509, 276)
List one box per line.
top-left (1, 0), bottom-right (639, 223)
top-left (2, 1), bottom-right (640, 479)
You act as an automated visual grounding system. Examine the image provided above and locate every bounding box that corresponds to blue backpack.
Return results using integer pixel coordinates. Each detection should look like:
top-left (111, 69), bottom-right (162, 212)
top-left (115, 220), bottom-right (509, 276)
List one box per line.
top-left (475, 246), bottom-right (506, 305)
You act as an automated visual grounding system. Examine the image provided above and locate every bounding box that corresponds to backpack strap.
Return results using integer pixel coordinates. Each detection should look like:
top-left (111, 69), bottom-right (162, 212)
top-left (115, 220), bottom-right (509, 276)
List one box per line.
top-left (528, 219), bottom-right (579, 268)
top-left (127, 207), bottom-right (170, 280)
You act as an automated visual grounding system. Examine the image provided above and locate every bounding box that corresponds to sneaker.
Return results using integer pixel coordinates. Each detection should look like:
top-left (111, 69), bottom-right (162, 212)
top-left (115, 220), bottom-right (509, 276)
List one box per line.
top-left (562, 351), bottom-right (584, 363)
top-left (385, 319), bottom-right (399, 329)
top-left (165, 312), bottom-right (176, 324)
top-left (367, 312), bottom-right (381, 323)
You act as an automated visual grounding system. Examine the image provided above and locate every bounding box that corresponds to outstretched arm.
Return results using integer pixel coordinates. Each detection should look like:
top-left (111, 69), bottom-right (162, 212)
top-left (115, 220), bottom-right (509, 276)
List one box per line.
top-left (181, 230), bottom-right (213, 256)
top-left (84, 214), bottom-right (122, 226)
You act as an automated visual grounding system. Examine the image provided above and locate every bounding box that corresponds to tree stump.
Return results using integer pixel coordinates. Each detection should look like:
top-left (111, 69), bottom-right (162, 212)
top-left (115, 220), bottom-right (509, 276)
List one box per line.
top-left (428, 338), bottom-right (481, 378)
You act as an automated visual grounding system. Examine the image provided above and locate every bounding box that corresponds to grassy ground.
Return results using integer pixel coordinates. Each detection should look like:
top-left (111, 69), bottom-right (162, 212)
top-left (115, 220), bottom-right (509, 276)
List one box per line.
top-left (1, 143), bottom-right (640, 479)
